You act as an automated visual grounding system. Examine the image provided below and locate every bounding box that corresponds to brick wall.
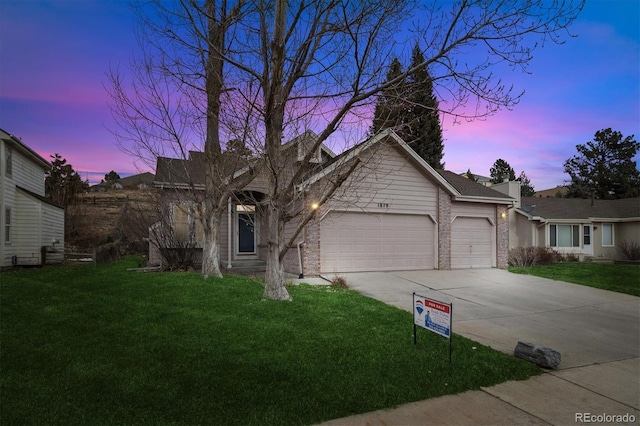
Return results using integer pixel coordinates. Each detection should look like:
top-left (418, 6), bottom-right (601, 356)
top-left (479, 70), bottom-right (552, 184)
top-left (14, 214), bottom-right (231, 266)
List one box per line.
top-left (437, 187), bottom-right (451, 270)
top-left (302, 216), bottom-right (321, 276)
top-left (496, 204), bottom-right (509, 269)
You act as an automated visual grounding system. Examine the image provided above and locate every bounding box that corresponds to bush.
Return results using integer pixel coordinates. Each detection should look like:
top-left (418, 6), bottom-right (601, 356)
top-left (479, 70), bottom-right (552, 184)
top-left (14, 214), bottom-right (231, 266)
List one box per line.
top-left (561, 252), bottom-right (579, 263)
top-left (619, 240), bottom-right (640, 261)
top-left (508, 246), bottom-right (559, 267)
top-left (331, 275), bottom-right (348, 288)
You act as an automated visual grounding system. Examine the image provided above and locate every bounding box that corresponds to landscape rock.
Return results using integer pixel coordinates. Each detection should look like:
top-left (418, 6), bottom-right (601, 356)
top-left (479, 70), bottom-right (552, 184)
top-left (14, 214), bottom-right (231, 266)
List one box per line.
top-left (514, 341), bottom-right (561, 369)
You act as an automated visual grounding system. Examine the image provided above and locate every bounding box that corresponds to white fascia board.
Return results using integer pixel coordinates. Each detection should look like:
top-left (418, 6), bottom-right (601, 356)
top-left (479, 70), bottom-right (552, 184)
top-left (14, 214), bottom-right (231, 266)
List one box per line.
top-left (300, 129), bottom-right (461, 197)
top-left (588, 217), bottom-right (640, 223)
top-left (298, 130), bottom-right (389, 188)
top-left (452, 195), bottom-right (514, 205)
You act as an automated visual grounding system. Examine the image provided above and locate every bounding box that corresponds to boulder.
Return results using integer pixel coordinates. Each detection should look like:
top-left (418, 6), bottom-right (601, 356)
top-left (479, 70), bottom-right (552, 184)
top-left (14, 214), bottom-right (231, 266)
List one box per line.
top-left (514, 341), bottom-right (561, 369)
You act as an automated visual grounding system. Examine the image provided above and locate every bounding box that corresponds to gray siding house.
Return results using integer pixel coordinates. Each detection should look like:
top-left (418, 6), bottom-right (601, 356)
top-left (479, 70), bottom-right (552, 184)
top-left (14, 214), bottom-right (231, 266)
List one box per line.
top-left (149, 130), bottom-right (514, 274)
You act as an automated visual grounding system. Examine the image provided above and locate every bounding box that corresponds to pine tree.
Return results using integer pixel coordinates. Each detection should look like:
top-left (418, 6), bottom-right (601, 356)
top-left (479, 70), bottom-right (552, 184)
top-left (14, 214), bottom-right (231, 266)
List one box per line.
top-left (490, 159), bottom-right (516, 184)
top-left (371, 58), bottom-right (406, 135)
top-left (45, 154), bottom-right (88, 207)
top-left (371, 46), bottom-right (445, 169)
top-left (405, 44), bottom-right (444, 169)
top-left (518, 171), bottom-right (535, 197)
top-left (564, 128), bottom-right (640, 199)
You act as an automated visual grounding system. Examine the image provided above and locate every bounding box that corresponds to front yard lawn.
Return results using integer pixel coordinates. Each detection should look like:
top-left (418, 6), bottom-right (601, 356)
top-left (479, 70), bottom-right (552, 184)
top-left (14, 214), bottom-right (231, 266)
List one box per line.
top-left (509, 263), bottom-right (640, 297)
top-left (1, 258), bottom-right (540, 425)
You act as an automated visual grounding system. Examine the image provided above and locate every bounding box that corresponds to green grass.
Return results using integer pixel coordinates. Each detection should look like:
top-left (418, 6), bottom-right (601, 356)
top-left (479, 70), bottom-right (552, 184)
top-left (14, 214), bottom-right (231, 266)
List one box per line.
top-left (1, 258), bottom-right (540, 425)
top-left (509, 263), bottom-right (640, 296)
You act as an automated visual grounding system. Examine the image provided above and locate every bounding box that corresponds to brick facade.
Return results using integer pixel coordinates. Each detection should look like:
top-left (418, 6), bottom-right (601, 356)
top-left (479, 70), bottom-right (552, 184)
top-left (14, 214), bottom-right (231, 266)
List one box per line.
top-left (296, 215), bottom-right (319, 276)
top-left (496, 204), bottom-right (509, 269)
top-left (437, 187), bottom-right (452, 270)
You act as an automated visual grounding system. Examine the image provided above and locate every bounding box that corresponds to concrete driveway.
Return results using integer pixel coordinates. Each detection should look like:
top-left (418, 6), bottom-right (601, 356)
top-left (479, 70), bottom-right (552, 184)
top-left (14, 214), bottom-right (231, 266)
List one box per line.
top-left (318, 269), bottom-right (640, 425)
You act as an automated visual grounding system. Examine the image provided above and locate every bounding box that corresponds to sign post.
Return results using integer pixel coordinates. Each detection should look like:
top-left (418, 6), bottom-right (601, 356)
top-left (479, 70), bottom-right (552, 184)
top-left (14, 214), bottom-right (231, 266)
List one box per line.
top-left (413, 293), bottom-right (452, 362)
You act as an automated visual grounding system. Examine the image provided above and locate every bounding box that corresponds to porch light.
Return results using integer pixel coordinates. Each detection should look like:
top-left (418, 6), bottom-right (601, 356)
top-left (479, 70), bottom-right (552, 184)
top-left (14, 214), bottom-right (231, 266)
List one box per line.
top-left (500, 211), bottom-right (507, 219)
top-left (311, 202), bottom-right (320, 210)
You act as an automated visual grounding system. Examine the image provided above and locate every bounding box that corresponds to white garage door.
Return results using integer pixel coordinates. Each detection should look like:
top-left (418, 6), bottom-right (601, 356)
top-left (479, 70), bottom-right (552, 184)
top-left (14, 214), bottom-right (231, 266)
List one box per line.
top-left (320, 212), bottom-right (434, 273)
top-left (451, 217), bottom-right (493, 268)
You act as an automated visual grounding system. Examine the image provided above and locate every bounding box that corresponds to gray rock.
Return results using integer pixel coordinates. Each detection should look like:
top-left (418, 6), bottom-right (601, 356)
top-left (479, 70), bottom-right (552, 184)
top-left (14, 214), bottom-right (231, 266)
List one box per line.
top-left (514, 341), bottom-right (561, 369)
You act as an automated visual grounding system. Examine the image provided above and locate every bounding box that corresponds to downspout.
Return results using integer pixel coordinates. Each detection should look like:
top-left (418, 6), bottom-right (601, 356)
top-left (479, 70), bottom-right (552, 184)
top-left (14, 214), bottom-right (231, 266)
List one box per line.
top-left (227, 198), bottom-right (232, 269)
top-left (297, 240), bottom-right (305, 278)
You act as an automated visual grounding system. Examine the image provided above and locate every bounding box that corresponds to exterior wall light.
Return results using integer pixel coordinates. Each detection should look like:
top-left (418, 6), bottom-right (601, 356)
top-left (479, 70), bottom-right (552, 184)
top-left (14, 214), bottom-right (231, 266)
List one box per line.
top-left (500, 211), bottom-right (507, 219)
top-left (311, 202), bottom-right (320, 210)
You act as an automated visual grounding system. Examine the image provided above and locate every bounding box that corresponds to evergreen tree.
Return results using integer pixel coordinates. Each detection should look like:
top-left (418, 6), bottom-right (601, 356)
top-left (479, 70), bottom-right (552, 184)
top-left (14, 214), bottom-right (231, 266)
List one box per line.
top-left (371, 46), bottom-right (445, 169)
top-left (371, 58), bottom-right (406, 135)
top-left (518, 171), bottom-right (535, 197)
top-left (564, 128), bottom-right (640, 199)
top-left (45, 154), bottom-right (88, 207)
top-left (465, 168), bottom-right (478, 182)
top-left (490, 159), bottom-right (516, 184)
top-left (405, 44), bottom-right (444, 169)
top-left (103, 170), bottom-right (121, 184)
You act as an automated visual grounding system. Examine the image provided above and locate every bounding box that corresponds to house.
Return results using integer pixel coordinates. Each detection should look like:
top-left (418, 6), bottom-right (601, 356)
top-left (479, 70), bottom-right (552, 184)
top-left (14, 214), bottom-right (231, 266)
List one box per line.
top-left (511, 196), bottom-right (640, 261)
top-left (149, 130), bottom-right (514, 274)
top-left (0, 129), bottom-right (65, 268)
top-left (460, 171), bottom-right (493, 187)
top-left (493, 180), bottom-right (640, 260)
top-left (89, 172), bottom-right (155, 192)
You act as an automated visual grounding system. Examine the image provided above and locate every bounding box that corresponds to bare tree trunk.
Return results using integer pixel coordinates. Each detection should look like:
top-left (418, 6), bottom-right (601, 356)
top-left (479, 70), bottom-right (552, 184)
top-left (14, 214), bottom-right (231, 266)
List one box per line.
top-left (263, 204), bottom-right (290, 300)
top-left (201, 0), bottom-right (225, 279)
top-left (201, 203), bottom-right (223, 278)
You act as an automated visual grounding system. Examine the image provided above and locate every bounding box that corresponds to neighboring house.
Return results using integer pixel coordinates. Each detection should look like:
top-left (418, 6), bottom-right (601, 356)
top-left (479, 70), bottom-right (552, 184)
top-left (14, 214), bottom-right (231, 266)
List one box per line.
top-left (503, 188), bottom-right (639, 260)
top-left (0, 129), bottom-right (64, 268)
top-left (149, 130), bottom-right (514, 274)
top-left (460, 171), bottom-right (492, 187)
top-left (120, 172), bottom-right (155, 189)
top-left (89, 172), bottom-right (155, 192)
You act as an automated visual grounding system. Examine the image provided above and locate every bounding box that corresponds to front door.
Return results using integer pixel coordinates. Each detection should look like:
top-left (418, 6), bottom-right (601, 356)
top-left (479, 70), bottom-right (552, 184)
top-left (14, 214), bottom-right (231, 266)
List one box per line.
top-left (583, 225), bottom-right (593, 256)
top-left (236, 206), bottom-right (256, 254)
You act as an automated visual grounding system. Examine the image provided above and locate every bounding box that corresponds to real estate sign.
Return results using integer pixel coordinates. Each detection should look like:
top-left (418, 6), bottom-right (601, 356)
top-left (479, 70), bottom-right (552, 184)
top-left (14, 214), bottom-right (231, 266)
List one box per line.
top-left (413, 293), bottom-right (451, 339)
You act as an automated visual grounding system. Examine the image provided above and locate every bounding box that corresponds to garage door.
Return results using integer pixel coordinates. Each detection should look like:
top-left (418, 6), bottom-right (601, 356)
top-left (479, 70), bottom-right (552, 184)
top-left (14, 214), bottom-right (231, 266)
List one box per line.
top-left (320, 212), bottom-right (434, 273)
top-left (451, 217), bottom-right (493, 268)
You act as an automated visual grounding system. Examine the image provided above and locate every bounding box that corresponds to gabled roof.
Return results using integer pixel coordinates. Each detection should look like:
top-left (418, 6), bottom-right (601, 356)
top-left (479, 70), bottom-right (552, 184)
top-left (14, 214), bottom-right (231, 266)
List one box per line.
top-left (153, 133), bottom-right (334, 189)
top-left (302, 129), bottom-right (514, 204)
top-left (0, 128), bottom-right (50, 170)
top-left (517, 197), bottom-right (640, 221)
top-left (120, 172), bottom-right (155, 187)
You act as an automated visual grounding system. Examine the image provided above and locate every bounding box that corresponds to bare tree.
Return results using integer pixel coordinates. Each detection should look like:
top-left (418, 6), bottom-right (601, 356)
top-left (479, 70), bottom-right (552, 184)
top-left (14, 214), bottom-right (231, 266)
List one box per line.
top-left (109, 0), bottom-right (583, 298)
top-left (107, 0), bottom-right (257, 278)
top-left (224, 0), bottom-right (583, 299)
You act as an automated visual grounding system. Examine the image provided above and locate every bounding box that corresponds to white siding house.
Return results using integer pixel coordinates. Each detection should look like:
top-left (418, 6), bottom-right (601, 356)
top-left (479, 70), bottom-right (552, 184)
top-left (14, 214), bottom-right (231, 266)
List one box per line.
top-left (0, 129), bottom-right (64, 268)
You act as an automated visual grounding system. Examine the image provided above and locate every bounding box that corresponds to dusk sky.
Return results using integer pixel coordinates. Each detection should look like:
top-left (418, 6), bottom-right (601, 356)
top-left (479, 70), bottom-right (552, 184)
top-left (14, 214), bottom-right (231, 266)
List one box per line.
top-left (1, 1), bottom-right (638, 190)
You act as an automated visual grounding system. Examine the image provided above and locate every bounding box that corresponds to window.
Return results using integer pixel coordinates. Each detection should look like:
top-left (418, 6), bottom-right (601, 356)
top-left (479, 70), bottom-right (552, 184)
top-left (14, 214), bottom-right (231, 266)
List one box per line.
top-left (5, 146), bottom-right (12, 177)
top-left (4, 208), bottom-right (11, 245)
top-left (549, 224), bottom-right (580, 247)
top-left (602, 224), bottom-right (614, 246)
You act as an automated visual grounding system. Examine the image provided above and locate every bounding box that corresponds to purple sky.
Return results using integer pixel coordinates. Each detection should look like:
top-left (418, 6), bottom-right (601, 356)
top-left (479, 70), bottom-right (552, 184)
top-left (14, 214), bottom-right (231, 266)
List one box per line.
top-left (1, 1), bottom-right (638, 190)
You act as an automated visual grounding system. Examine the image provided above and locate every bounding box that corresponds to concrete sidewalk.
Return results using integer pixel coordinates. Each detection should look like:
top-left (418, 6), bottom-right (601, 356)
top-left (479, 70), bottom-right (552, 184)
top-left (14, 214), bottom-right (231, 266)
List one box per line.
top-left (316, 269), bottom-right (640, 425)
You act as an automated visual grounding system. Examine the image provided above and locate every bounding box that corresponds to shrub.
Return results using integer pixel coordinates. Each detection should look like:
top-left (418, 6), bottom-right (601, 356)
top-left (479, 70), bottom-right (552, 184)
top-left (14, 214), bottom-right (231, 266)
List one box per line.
top-left (331, 275), bottom-right (348, 288)
top-left (508, 246), bottom-right (559, 267)
top-left (561, 253), bottom-right (579, 263)
top-left (619, 240), bottom-right (640, 261)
